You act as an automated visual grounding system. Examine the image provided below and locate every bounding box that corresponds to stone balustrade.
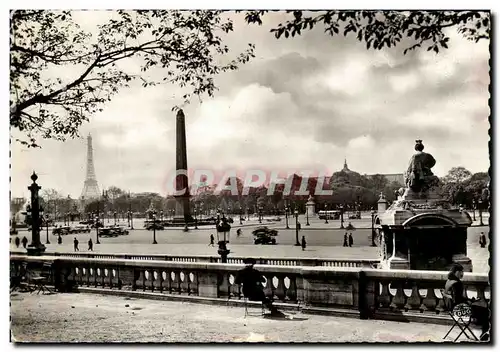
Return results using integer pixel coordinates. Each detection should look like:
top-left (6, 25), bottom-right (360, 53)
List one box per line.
top-left (9, 251), bottom-right (380, 268)
top-left (10, 254), bottom-right (490, 324)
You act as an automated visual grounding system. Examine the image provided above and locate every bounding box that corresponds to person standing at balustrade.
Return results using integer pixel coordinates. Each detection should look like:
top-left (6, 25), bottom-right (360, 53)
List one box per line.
top-left (348, 233), bottom-right (353, 247)
top-left (73, 237), bottom-right (79, 252)
top-left (343, 233), bottom-right (348, 247)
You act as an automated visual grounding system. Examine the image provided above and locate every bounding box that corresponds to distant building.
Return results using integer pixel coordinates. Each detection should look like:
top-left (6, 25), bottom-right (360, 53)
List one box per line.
top-left (380, 173), bottom-right (405, 185)
top-left (342, 159), bottom-right (404, 186)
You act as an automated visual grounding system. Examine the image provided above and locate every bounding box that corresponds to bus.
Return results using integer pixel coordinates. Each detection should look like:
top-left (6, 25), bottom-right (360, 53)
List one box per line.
top-left (317, 210), bottom-right (340, 220)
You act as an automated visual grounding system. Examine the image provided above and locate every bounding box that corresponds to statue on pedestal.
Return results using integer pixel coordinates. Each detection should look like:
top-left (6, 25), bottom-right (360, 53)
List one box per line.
top-left (404, 140), bottom-right (440, 196)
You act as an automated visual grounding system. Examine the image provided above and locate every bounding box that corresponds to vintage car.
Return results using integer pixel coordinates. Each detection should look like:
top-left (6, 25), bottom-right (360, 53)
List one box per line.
top-left (348, 212), bottom-right (361, 220)
top-left (252, 226), bottom-right (278, 245)
top-left (79, 220), bottom-right (93, 225)
top-left (53, 226), bottom-right (71, 236)
top-left (144, 220), bottom-right (165, 231)
top-left (98, 227), bottom-right (119, 238)
top-left (112, 226), bottom-right (129, 236)
top-left (69, 225), bottom-right (91, 234)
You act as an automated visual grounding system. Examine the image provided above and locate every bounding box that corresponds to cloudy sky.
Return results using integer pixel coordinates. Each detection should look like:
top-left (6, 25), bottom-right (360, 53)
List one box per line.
top-left (10, 11), bottom-right (490, 198)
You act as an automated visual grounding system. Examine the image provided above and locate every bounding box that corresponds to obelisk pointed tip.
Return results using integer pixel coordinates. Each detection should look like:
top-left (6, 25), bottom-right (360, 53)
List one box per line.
top-left (176, 109), bottom-right (185, 119)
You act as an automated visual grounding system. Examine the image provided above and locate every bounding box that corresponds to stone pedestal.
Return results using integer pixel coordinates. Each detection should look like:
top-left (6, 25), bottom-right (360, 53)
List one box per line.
top-left (306, 195), bottom-right (316, 218)
top-left (378, 198), bottom-right (473, 272)
top-left (377, 193), bottom-right (388, 213)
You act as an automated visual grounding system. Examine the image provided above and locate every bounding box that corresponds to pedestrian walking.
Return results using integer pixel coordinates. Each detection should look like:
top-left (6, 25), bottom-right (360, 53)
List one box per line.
top-left (73, 237), bottom-right (79, 251)
top-left (301, 236), bottom-right (307, 251)
top-left (479, 232), bottom-right (487, 248)
top-left (209, 234), bottom-right (215, 247)
top-left (57, 234), bottom-right (62, 245)
top-left (348, 233), bottom-right (353, 247)
top-left (88, 238), bottom-right (93, 251)
top-left (343, 233), bottom-right (348, 247)
top-left (21, 236), bottom-right (28, 249)
top-left (15, 236), bottom-right (20, 248)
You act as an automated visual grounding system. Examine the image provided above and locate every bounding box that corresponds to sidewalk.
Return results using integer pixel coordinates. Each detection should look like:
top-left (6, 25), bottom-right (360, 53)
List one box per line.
top-left (10, 292), bottom-right (465, 343)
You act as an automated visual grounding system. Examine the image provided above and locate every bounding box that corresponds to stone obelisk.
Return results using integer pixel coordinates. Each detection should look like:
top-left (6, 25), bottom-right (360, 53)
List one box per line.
top-left (173, 109), bottom-right (192, 223)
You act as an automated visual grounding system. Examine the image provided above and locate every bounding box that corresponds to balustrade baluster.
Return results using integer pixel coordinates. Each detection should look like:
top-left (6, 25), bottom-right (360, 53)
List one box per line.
top-left (435, 290), bottom-right (447, 313)
top-left (378, 282), bottom-right (391, 308)
top-left (217, 272), bottom-right (230, 298)
top-left (421, 288), bottom-right (438, 312)
top-left (180, 271), bottom-right (189, 294)
top-left (274, 275), bottom-right (286, 301)
top-left (476, 285), bottom-right (486, 302)
top-left (390, 283), bottom-right (406, 310)
top-left (404, 283), bottom-right (422, 311)
top-left (101, 267), bottom-right (106, 287)
top-left (262, 274), bottom-right (273, 298)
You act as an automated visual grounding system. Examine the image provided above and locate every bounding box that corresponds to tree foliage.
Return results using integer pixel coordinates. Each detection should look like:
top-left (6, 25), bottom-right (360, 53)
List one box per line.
top-left (10, 10), bottom-right (255, 147)
top-left (440, 168), bottom-right (489, 206)
top-left (442, 166), bottom-right (473, 183)
top-left (244, 10), bottom-right (489, 54)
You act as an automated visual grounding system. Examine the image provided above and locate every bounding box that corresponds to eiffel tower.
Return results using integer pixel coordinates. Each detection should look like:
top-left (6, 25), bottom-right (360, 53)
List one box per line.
top-left (80, 134), bottom-right (100, 200)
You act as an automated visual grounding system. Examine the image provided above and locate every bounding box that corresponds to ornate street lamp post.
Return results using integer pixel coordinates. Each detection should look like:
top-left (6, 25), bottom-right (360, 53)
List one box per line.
top-left (371, 209), bottom-right (377, 247)
top-left (340, 204), bottom-right (345, 229)
top-left (95, 214), bottom-right (101, 244)
top-left (294, 209), bottom-right (300, 246)
top-left (194, 208), bottom-right (198, 230)
top-left (160, 210), bottom-right (164, 223)
top-left (239, 206), bottom-right (243, 225)
top-left (285, 206), bottom-right (290, 229)
top-left (216, 211), bottom-right (231, 263)
top-left (129, 192), bottom-right (134, 229)
top-left (324, 203), bottom-right (329, 224)
top-left (26, 173), bottom-right (46, 255)
top-left (306, 203), bottom-right (310, 226)
top-left (113, 211), bottom-right (117, 226)
top-left (472, 199), bottom-right (477, 221)
top-left (478, 199), bottom-right (484, 226)
top-left (258, 206), bottom-right (263, 224)
top-left (45, 214), bottom-right (50, 245)
top-left (152, 211), bottom-right (158, 244)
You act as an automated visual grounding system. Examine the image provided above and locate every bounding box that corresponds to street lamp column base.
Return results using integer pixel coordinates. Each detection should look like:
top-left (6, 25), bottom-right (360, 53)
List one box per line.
top-left (26, 244), bottom-right (46, 256)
